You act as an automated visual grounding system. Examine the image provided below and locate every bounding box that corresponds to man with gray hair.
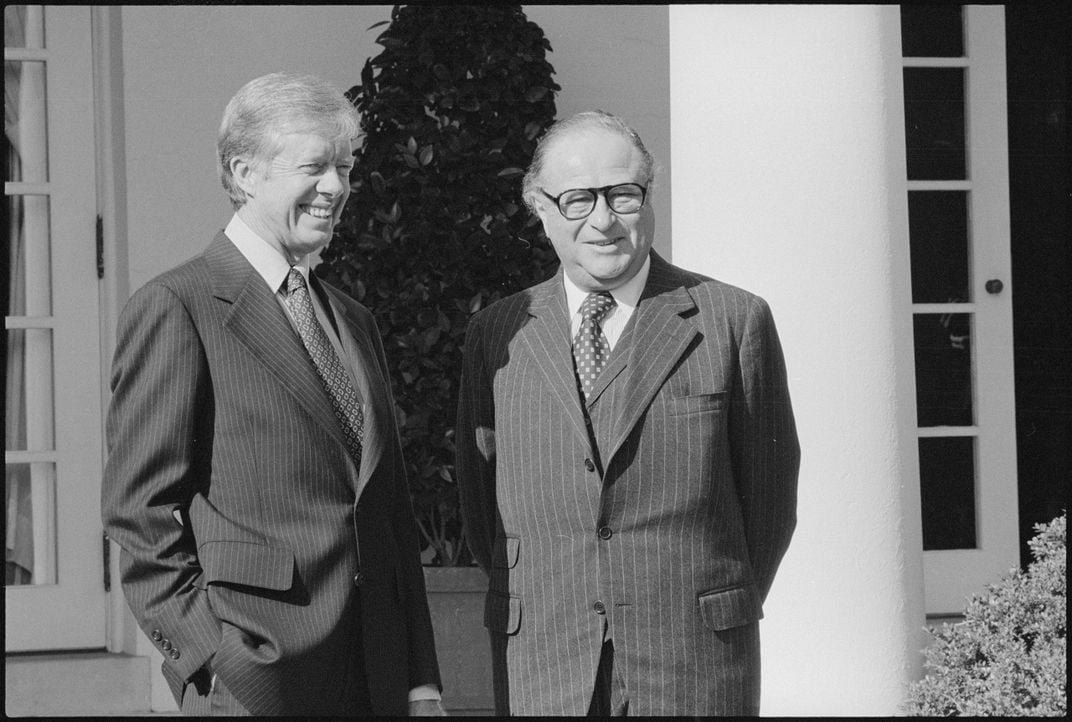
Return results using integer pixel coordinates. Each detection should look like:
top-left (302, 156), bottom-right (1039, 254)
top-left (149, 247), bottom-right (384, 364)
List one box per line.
top-left (456, 110), bottom-right (800, 715)
top-left (102, 72), bottom-right (443, 716)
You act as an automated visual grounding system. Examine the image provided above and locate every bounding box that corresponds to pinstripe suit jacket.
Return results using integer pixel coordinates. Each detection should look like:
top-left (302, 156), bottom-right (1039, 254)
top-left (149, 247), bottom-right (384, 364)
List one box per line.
top-left (101, 232), bottom-right (439, 715)
top-left (456, 251), bottom-right (799, 716)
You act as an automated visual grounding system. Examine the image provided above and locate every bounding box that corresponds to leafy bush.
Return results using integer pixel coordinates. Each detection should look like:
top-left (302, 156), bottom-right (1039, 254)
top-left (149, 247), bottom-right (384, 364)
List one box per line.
top-left (317, 5), bottom-right (561, 565)
top-left (905, 513), bottom-right (1066, 716)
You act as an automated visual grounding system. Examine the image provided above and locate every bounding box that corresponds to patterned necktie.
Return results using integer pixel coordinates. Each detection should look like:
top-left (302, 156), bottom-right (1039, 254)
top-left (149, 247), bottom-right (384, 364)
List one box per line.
top-left (283, 268), bottom-right (364, 466)
top-left (573, 291), bottom-right (616, 401)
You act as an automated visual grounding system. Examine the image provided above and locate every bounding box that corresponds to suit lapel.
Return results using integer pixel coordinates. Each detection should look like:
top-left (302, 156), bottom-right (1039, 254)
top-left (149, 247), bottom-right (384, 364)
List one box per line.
top-left (604, 253), bottom-right (699, 464)
top-left (519, 272), bottom-right (592, 447)
top-left (319, 282), bottom-right (387, 502)
top-left (205, 233), bottom-right (352, 461)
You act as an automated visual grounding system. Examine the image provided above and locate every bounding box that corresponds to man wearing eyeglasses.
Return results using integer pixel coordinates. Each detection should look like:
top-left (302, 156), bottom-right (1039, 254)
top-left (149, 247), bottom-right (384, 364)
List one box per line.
top-left (456, 111), bottom-right (800, 716)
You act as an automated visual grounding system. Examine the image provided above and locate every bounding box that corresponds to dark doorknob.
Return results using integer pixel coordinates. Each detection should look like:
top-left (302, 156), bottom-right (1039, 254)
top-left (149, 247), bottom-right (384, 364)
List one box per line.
top-left (985, 279), bottom-right (1004, 294)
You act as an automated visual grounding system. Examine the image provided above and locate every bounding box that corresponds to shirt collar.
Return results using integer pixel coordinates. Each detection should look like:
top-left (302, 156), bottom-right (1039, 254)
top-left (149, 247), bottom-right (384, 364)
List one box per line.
top-left (563, 253), bottom-right (651, 317)
top-left (224, 213), bottom-right (310, 293)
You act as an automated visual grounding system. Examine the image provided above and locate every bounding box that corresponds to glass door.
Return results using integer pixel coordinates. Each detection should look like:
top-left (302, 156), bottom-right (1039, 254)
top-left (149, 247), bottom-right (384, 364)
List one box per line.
top-left (5, 5), bottom-right (106, 650)
top-left (901, 5), bottom-right (1020, 614)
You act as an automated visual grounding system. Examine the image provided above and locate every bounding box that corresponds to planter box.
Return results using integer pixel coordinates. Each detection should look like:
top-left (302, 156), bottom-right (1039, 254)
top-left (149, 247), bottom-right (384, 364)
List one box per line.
top-left (424, 565), bottom-right (493, 715)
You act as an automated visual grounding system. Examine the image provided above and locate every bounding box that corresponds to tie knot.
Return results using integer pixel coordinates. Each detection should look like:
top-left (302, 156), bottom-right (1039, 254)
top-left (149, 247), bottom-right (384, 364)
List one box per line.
top-left (579, 292), bottom-right (615, 323)
top-left (286, 267), bottom-right (307, 296)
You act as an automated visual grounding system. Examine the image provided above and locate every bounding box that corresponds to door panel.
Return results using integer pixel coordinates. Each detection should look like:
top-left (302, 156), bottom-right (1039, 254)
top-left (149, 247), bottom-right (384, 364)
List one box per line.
top-left (901, 5), bottom-right (1020, 614)
top-left (4, 5), bottom-right (106, 650)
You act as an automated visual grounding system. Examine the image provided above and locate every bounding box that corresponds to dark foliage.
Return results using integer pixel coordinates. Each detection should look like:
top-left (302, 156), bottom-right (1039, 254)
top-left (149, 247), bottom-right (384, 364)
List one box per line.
top-left (317, 5), bottom-right (561, 565)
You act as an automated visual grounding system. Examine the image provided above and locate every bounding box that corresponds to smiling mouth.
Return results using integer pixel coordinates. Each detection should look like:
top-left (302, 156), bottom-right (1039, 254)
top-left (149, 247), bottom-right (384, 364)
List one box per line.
top-left (586, 237), bottom-right (622, 247)
top-left (302, 205), bottom-right (334, 219)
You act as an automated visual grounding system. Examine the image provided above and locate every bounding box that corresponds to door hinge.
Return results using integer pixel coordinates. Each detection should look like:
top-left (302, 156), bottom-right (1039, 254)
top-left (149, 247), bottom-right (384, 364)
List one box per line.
top-left (96, 214), bottom-right (105, 279)
top-left (102, 530), bottom-right (111, 592)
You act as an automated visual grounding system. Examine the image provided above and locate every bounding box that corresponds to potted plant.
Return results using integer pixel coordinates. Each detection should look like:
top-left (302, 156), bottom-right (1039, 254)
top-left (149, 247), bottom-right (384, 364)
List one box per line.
top-left (316, 5), bottom-right (561, 712)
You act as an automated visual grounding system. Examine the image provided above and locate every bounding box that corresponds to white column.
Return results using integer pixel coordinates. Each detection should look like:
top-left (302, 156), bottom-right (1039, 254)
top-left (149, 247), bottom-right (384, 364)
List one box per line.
top-left (670, 6), bottom-right (925, 715)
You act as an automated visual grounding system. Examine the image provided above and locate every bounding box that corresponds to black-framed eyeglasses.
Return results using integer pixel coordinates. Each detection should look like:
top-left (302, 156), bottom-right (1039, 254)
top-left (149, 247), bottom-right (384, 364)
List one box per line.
top-left (539, 183), bottom-right (648, 221)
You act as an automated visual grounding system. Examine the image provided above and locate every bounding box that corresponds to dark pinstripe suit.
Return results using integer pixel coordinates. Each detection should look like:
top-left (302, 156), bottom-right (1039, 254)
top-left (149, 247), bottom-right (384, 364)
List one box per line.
top-left (101, 232), bottom-right (439, 715)
top-left (456, 251), bottom-right (799, 715)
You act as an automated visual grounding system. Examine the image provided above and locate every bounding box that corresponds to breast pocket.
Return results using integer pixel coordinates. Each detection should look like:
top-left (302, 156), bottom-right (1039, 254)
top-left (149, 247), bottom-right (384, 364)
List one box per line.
top-left (667, 391), bottom-right (728, 417)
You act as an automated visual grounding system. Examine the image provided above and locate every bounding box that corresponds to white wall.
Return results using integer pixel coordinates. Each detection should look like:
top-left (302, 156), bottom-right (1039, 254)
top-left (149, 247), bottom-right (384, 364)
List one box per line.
top-left (670, 5), bottom-right (926, 715)
top-left (119, 5), bottom-right (393, 290)
top-left (118, 5), bottom-right (671, 291)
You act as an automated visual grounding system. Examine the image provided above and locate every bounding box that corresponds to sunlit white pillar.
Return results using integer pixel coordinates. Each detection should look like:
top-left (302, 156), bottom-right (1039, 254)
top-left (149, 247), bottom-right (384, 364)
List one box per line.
top-left (670, 6), bottom-right (925, 715)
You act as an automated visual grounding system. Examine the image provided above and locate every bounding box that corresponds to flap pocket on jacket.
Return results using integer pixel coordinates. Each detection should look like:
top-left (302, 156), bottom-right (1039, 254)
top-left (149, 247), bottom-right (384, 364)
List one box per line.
top-left (198, 540), bottom-right (295, 591)
top-left (490, 535), bottom-right (520, 569)
top-left (668, 391), bottom-right (728, 416)
top-left (484, 590), bottom-right (521, 635)
top-left (698, 584), bottom-right (763, 631)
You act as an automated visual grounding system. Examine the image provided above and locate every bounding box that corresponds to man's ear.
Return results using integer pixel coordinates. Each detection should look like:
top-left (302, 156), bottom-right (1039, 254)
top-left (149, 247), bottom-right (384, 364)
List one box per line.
top-left (230, 156), bottom-right (259, 198)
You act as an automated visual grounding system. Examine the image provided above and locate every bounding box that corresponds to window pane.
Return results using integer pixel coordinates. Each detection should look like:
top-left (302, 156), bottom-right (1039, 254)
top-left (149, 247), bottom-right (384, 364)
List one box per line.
top-left (6, 195), bottom-right (52, 317)
top-left (900, 5), bottom-right (964, 58)
top-left (919, 437), bottom-right (976, 550)
top-left (904, 68), bottom-right (966, 180)
top-left (4, 60), bottom-right (50, 184)
top-left (909, 191), bottom-right (970, 303)
top-left (3, 6), bottom-right (45, 49)
top-left (4, 462), bottom-right (57, 586)
top-left (914, 313), bottom-right (973, 427)
top-left (5, 329), bottom-right (55, 452)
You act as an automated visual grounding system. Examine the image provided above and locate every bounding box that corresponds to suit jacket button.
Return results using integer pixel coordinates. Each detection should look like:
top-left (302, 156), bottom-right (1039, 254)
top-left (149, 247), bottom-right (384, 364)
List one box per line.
top-left (593, 600), bottom-right (606, 614)
top-left (161, 639), bottom-right (172, 651)
top-left (353, 572), bottom-right (365, 587)
top-left (597, 526), bottom-right (613, 540)
top-left (151, 630), bottom-right (163, 642)
top-left (169, 649), bottom-right (180, 660)
top-left (584, 458), bottom-right (596, 472)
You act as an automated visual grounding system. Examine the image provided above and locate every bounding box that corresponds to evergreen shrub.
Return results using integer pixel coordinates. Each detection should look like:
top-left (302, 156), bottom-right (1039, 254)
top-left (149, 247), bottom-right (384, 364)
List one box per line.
top-left (905, 512), bottom-right (1066, 716)
top-left (317, 5), bottom-right (561, 565)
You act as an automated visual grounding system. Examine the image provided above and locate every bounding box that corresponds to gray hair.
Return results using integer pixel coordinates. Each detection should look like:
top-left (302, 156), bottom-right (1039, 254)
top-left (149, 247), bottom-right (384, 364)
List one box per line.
top-left (521, 110), bottom-right (655, 213)
top-left (217, 72), bottom-right (360, 209)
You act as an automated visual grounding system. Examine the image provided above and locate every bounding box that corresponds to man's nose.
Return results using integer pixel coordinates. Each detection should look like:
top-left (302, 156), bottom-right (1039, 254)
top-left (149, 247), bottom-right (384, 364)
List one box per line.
top-left (586, 195), bottom-right (616, 230)
top-left (318, 168), bottom-right (345, 196)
